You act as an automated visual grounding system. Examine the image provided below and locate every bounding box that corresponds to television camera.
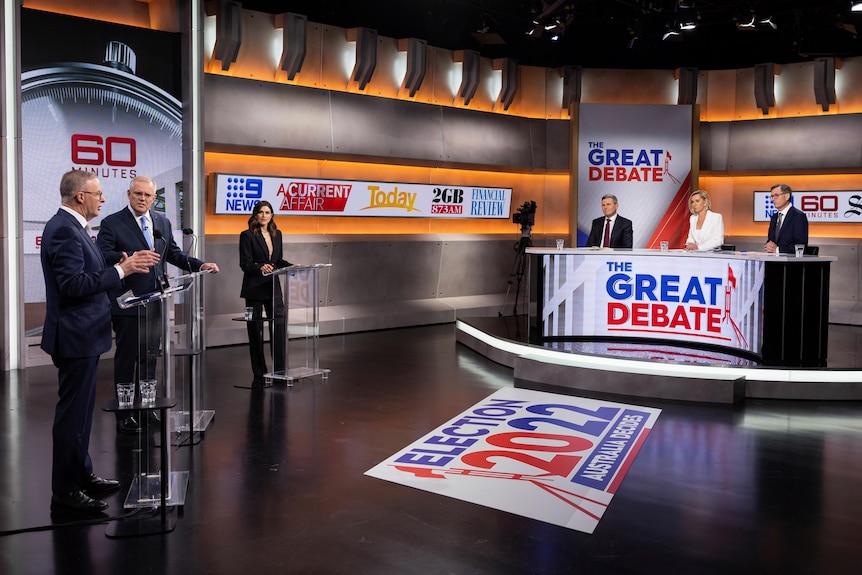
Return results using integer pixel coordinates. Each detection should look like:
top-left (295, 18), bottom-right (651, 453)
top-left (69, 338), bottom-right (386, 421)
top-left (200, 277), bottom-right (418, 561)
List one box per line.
top-left (500, 200), bottom-right (537, 317)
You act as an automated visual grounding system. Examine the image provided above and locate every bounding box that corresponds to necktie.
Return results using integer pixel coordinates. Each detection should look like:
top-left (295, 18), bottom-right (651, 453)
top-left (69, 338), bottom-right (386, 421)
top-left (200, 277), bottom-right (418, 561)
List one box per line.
top-left (603, 218), bottom-right (611, 247)
top-left (141, 216), bottom-right (153, 249)
top-left (776, 212), bottom-right (784, 239)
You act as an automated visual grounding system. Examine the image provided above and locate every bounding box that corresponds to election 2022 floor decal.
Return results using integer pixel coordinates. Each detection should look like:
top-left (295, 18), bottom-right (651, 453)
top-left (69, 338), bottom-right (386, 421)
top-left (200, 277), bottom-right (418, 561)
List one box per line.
top-left (365, 388), bottom-right (661, 534)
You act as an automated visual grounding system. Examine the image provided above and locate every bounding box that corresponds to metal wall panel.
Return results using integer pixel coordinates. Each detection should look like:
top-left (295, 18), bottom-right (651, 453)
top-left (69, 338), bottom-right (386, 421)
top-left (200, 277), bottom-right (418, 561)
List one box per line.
top-left (703, 114), bottom-right (862, 173)
top-left (204, 74), bottom-right (334, 156)
top-left (439, 107), bottom-right (536, 169)
top-left (325, 239), bottom-right (443, 305)
top-left (544, 120), bottom-right (570, 172)
top-left (203, 234), bottom-right (518, 315)
top-left (204, 74), bottom-right (569, 170)
top-left (438, 237), bottom-right (519, 298)
top-left (328, 91), bottom-right (445, 164)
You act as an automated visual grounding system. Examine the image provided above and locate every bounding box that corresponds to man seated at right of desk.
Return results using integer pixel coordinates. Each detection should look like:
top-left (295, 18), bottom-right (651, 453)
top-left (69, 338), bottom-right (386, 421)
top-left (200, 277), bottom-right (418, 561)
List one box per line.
top-left (764, 183), bottom-right (808, 254)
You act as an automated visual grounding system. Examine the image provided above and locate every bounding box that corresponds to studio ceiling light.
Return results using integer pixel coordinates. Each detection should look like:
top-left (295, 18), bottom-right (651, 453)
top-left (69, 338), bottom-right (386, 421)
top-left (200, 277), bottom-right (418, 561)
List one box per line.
top-left (853, 2), bottom-right (862, 13)
top-left (759, 16), bottom-right (777, 30)
top-left (526, 20), bottom-right (543, 37)
top-left (738, 15), bottom-right (757, 29)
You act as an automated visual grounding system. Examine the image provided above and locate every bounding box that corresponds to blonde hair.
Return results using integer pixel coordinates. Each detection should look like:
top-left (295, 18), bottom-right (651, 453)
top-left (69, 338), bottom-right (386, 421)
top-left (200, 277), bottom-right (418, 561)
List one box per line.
top-left (689, 189), bottom-right (712, 214)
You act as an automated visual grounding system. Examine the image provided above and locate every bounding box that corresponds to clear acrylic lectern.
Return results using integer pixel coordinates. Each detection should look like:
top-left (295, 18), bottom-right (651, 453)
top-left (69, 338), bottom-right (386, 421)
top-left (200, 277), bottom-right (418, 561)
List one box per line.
top-left (169, 269), bottom-right (215, 441)
top-left (111, 275), bottom-right (205, 511)
top-left (267, 264), bottom-right (332, 385)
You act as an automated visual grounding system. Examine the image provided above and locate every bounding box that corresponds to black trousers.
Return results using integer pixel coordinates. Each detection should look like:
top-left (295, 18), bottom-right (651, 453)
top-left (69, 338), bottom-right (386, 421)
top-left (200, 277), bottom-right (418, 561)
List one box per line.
top-left (52, 354), bottom-right (99, 493)
top-left (245, 296), bottom-right (286, 381)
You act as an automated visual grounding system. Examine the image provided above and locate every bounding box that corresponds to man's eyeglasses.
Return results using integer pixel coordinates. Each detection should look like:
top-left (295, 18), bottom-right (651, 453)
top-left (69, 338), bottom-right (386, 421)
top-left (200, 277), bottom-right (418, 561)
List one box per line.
top-left (80, 190), bottom-right (104, 198)
top-left (769, 192), bottom-right (787, 199)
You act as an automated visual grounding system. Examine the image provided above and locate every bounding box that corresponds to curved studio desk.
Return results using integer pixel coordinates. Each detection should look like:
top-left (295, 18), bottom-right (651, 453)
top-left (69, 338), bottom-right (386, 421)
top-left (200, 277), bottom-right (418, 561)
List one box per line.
top-left (526, 248), bottom-right (834, 368)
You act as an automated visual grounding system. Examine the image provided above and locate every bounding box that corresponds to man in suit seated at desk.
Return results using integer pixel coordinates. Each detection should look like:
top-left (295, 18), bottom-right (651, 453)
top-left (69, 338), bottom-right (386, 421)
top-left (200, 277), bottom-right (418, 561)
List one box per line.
top-left (586, 194), bottom-right (633, 249)
top-left (764, 183), bottom-right (808, 254)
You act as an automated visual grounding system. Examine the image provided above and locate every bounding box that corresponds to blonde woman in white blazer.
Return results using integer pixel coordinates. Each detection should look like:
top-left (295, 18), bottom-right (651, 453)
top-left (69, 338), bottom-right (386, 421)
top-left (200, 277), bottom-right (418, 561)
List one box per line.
top-left (685, 190), bottom-right (724, 251)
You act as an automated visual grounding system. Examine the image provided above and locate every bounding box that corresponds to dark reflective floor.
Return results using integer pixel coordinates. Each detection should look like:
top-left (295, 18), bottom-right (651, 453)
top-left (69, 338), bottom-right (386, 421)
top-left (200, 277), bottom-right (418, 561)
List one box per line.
top-left (2, 324), bottom-right (862, 574)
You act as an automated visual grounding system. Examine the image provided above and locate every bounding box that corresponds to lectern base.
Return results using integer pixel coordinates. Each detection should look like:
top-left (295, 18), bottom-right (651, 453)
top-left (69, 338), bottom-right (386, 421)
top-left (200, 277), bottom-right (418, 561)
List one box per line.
top-left (268, 366), bottom-right (330, 386)
top-left (173, 409), bottom-right (215, 432)
top-left (123, 471), bottom-right (189, 509)
top-left (106, 507), bottom-right (176, 538)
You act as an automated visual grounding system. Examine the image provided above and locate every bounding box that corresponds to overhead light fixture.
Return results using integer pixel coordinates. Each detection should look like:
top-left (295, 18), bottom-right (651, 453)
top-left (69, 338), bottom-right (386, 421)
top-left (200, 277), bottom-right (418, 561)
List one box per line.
top-left (275, 12), bottom-right (307, 80)
top-left (662, 28), bottom-right (681, 41)
top-left (347, 27), bottom-right (378, 91)
top-left (759, 16), bottom-right (777, 30)
top-left (737, 16), bottom-right (756, 29)
top-left (680, 20), bottom-right (697, 30)
top-left (527, 20), bottom-right (543, 37)
top-left (853, 2), bottom-right (862, 13)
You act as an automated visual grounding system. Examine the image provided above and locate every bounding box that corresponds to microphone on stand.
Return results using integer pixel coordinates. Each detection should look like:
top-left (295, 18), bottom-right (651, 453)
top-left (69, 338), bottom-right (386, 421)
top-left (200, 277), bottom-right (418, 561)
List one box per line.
top-left (152, 229), bottom-right (170, 290)
top-left (182, 228), bottom-right (198, 274)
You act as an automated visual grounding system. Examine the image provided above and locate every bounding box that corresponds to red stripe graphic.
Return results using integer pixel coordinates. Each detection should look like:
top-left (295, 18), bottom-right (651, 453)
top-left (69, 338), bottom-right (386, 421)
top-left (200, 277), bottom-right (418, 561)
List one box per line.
top-left (645, 170), bottom-right (692, 249)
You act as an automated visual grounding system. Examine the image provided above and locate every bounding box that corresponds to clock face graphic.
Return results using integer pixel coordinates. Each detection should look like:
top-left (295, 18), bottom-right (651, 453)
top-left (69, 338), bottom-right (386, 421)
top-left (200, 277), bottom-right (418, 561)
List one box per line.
top-left (21, 41), bottom-right (183, 310)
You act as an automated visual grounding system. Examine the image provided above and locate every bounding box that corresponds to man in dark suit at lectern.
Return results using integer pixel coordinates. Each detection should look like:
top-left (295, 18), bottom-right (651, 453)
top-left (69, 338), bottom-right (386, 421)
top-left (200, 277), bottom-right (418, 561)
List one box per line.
top-left (96, 175), bottom-right (219, 434)
top-left (586, 194), bottom-right (634, 249)
top-left (764, 183), bottom-right (808, 254)
top-left (41, 170), bottom-right (160, 514)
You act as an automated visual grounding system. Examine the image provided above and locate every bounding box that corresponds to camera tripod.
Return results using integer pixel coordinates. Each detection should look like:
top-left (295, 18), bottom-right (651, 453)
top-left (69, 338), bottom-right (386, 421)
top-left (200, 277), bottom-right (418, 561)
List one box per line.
top-left (499, 227), bottom-right (532, 317)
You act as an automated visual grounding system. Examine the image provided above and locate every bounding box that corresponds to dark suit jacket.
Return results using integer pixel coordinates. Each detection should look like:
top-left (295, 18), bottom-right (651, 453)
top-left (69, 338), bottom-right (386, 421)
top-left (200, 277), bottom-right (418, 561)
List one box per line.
top-left (586, 215), bottom-right (633, 248)
top-left (96, 208), bottom-right (203, 316)
top-left (767, 205), bottom-right (808, 254)
top-left (239, 229), bottom-right (291, 300)
top-left (40, 209), bottom-right (120, 358)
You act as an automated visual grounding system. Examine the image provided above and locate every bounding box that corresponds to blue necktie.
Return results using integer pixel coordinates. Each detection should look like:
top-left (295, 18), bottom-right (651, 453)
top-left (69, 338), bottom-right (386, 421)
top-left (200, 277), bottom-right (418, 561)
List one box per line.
top-left (141, 216), bottom-right (153, 249)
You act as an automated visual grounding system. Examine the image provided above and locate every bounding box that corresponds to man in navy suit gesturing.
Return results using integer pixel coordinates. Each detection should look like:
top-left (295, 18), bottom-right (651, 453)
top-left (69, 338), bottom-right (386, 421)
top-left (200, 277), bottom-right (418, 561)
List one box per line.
top-left (96, 176), bottom-right (219, 434)
top-left (41, 170), bottom-right (160, 514)
top-left (764, 183), bottom-right (808, 254)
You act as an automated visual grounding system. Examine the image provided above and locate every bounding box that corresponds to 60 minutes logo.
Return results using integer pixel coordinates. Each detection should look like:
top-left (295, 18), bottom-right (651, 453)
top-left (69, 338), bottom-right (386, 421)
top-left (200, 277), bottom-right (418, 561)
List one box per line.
top-left (72, 134), bottom-right (136, 166)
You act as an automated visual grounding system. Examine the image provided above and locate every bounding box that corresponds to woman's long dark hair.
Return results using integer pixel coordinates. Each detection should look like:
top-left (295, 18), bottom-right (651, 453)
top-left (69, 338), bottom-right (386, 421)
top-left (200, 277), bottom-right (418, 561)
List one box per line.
top-left (247, 200), bottom-right (279, 235)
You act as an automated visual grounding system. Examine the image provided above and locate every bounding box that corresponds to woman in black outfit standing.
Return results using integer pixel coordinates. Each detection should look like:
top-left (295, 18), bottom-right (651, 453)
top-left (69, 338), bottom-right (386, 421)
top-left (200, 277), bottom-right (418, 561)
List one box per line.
top-left (239, 201), bottom-right (291, 387)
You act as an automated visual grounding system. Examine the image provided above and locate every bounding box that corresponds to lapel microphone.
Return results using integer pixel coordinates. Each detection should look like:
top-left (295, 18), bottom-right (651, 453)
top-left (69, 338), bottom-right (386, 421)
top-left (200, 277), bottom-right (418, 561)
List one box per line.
top-left (152, 229), bottom-right (171, 290)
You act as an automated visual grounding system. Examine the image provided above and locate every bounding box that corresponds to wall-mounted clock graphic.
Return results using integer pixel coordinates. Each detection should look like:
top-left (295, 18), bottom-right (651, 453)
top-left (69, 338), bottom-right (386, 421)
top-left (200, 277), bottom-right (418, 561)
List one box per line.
top-left (21, 40), bottom-right (183, 316)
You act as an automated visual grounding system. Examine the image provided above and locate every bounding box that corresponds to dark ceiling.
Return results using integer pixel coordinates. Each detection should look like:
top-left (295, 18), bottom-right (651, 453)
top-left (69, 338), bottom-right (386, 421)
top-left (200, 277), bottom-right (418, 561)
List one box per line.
top-left (239, 0), bottom-right (862, 70)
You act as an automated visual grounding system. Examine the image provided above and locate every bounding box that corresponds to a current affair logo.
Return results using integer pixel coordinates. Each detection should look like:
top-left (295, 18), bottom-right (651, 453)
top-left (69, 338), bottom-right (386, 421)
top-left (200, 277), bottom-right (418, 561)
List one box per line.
top-left (365, 388), bottom-right (661, 533)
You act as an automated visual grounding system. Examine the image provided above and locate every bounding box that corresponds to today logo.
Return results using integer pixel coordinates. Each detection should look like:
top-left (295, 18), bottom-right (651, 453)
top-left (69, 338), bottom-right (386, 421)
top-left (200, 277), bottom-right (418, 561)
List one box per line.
top-left (361, 185), bottom-right (419, 212)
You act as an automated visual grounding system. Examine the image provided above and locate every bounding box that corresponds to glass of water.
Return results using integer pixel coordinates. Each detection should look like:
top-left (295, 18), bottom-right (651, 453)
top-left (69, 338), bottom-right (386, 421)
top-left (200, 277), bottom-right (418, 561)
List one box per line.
top-left (117, 382), bottom-right (135, 407)
top-left (140, 379), bottom-right (157, 403)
